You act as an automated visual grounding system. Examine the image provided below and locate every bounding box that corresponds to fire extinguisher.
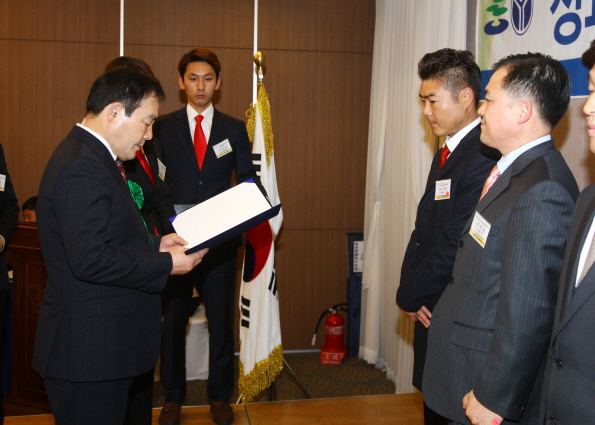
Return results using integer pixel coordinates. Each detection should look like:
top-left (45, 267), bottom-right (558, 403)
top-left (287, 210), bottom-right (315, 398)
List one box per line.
top-left (312, 303), bottom-right (348, 365)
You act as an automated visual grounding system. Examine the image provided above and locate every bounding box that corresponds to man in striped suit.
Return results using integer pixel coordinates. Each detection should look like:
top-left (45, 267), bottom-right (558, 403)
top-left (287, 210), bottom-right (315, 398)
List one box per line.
top-left (423, 53), bottom-right (579, 425)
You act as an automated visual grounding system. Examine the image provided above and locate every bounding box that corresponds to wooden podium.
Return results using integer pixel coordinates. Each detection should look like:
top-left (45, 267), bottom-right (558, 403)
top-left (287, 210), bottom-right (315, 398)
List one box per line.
top-left (5, 223), bottom-right (50, 410)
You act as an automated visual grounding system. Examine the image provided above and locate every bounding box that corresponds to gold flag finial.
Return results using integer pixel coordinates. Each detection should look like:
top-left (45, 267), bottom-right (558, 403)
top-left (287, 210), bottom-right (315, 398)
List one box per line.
top-left (254, 51), bottom-right (265, 83)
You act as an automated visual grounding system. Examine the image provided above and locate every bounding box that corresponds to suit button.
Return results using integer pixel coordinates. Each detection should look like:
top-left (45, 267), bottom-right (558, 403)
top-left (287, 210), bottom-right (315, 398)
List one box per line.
top-left (554, 359), bottom-right (562, 369)
top-left (549, 416), bottom-right (556, 425)
top-left (448, 277), bottom-right (454, 285)
top-left (459, 240), bottom-right (464, 248)
top-left (415, 242), bottom-right (420, 247)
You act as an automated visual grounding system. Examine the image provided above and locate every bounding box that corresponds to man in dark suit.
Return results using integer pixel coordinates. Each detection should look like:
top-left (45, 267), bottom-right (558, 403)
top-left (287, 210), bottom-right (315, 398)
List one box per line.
top-left (539, 40), bottom-right (595, 425)
top-left (32, 67), bottom-right (207, 425)
top-left (396, 49), bottom-right (499, 425)
top-left (422, 53), bottom-right (579, 425)
top-left (155, 48), bottom-right (259, 425)
top-left (0, 144), bottom-right (19, 424)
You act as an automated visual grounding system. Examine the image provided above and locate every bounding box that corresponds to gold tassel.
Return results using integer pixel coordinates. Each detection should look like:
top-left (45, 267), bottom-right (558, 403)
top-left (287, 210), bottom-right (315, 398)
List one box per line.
top-left (238, 344), bottom-right (284, 402)
top-left (245, 83), bottom-right (275, 168)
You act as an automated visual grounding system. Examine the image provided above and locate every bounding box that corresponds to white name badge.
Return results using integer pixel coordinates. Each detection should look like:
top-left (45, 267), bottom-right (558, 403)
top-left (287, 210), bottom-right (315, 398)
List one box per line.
top-left (435, 179), bottom-right (451, 200)
top-left (213, 139), bottom-right (232, 158)
top-left (157, 158), bottom-right (166, 181)
top-left (469, 211), bottom-right (491, 248)
top-left (0, 174), bottom-right (6, 191)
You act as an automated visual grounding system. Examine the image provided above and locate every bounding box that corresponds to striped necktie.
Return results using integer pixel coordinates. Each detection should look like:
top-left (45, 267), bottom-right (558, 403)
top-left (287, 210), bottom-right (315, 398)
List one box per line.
top-left (115, 158), bottom-right (126, 181)
top-left (479, 165), bottom-right (500, 202)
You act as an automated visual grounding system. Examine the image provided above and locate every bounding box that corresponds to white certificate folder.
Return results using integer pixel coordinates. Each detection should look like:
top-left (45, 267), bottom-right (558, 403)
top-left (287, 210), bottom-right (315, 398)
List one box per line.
top-left (170, 179), bottom-right (282, 254)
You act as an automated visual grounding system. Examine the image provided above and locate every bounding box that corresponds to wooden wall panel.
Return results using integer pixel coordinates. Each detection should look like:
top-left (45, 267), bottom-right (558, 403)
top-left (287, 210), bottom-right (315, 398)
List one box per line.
top-left (261, 49), bottom-right (371, 231)
top-left (0, 0), bottom-right (119, 42)
top-left (0, 40), bottom-right (119, 205)
top-left (275, 229), bottom-right (362, 349)
top-left (259, 0), bottom-right (375, 52)
top-left (124, 0), bottom-right (253, 49)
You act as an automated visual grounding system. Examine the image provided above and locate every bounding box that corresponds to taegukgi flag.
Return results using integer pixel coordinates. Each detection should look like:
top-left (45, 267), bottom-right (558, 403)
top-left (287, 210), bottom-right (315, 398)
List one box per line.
top-left (238, 82), bottom-right (283, 402)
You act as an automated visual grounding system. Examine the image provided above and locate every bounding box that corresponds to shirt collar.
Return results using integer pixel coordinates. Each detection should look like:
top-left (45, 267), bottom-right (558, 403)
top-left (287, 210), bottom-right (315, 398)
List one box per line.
top-left (443, 117), bottom-right (481, 153)
top-left (186, 103), bottom-right (214, 124)
top-left (76, 123), bottom-right (116, 160)
top-left (497, 135), bottom-right (551, 174)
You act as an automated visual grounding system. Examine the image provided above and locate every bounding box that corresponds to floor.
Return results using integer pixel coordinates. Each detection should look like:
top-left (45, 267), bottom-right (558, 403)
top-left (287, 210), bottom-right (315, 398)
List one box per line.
top-left (5, 393), bottom-right (424, 425)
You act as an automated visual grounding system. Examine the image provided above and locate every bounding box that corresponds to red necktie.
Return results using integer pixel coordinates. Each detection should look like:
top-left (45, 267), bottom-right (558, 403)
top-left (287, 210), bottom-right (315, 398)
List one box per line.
top-left (136, 150), bottom-right (155, 188)
top-left (479, 165), bottom-right (500, 202)
top-left (438, 145), bottom-right (450, 169)
top-left (135, 151), bottom-right (159, 235)
top-left (194, 115), bottom-right (207, 170)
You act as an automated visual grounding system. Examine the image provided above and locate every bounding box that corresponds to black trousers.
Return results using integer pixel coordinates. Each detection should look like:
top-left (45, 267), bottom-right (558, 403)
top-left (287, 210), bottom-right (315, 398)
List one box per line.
top-left (45, 368), bottom-right (154, 425)
top-left (0, 287), bottom-right (8, 425)
top-left (160, 247), bottom-right (237, 404)
top-left (424, 401), bottom-right (449, 425)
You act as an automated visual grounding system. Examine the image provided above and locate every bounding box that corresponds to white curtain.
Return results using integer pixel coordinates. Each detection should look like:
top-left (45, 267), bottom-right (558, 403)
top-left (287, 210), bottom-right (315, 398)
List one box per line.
top-left (360, 0), bottom-right (469, 393)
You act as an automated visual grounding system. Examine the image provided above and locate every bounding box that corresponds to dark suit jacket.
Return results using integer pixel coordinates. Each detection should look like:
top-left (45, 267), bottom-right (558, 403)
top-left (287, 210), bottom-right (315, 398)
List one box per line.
top-left (539, 183), bottom-right (595, 424)
top-left (33, 126), bottom-right (173, 382)
top-left (124, 138), bottom-right (176, 236)
top-left (396, 124), bottom-right (499, 390)
top-left (423, 140), bottom-right (579, 424)
top-left (155, 107), bottom-right (259, 252)
top-left (0, 143), bottom-right (19, 290)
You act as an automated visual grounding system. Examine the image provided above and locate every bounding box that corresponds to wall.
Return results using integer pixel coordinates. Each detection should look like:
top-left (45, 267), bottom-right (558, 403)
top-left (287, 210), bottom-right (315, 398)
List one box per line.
top-left (0, 0), bottom-right (375, 350)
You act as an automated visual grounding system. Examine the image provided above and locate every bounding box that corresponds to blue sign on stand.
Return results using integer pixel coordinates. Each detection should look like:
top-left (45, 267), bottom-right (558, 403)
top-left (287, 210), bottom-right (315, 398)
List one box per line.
top-left (347, 233), bottom-right (363, 358)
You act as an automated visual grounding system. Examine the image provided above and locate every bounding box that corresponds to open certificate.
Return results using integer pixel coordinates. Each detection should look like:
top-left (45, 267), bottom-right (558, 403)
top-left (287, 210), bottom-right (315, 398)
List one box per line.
top-left (170, 179), bottom-right (282, 254)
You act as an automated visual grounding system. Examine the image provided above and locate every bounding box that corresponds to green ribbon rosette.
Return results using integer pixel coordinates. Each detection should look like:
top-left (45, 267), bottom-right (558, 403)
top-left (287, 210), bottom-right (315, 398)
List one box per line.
top-left (127, 180), bottom-right (156, 246)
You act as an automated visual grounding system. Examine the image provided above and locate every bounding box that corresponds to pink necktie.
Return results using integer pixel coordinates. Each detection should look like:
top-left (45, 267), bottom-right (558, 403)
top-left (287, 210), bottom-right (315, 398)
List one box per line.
top-left (438, 145), bottom-right (450, 169)
top-left (194, 115), bottom-right (207, 170)
top-left (479, 165), bottom-right (500, 202)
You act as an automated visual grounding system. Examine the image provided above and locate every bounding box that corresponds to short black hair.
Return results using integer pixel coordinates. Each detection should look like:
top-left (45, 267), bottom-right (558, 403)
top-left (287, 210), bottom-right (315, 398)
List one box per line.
top-left (418, 48), bottom-right (482, 108)
top-left (85, 67), bottom-right (165, 118)
top-left (22, 196), bottom-right (37, 211)
top-left (105, 56), bottom-right (155, 77)
top-left (178, 48), bottom-right (221, 80)
top-left (582, 39), bottom-right (595, 70)
top-left (492, 52), bottom-right (570, 130)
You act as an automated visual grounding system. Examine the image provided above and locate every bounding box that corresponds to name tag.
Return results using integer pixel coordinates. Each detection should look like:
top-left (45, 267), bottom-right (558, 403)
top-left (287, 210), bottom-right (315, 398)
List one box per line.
top-left (213, 139), bottom-right (232, 158)
top-left (469, 211), bottom-right (491, 248)
top-left (0, 174), bottom-right (6, 191)
top-left (435, 179), bottom-right (451, 200)
top-left (157, 159), bottom-right (166, 181)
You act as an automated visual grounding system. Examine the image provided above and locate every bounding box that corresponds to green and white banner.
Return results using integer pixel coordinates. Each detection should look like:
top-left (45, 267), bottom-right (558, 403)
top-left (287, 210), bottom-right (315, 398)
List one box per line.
top-left (477, 0), bottom-right (595, 96)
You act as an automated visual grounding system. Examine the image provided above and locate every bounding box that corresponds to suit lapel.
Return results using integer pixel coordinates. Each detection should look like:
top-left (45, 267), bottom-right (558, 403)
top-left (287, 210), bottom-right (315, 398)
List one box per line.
top-left (74, 126), bottom-right (138, 208)
top-left (174, 108), bottom-right (200, 175)
top-left (462, 140), bottom-right (556, 235)
top-left (204, 108), bottom-right (226, 173)
top-left (557, 187), bottom-right (595, 326)
top-left (557, 265), bottom-right (595, 334)
top-left (420, 126), bottom-right (478, 204)
top-left (436, 125), bottom-right (480, 179)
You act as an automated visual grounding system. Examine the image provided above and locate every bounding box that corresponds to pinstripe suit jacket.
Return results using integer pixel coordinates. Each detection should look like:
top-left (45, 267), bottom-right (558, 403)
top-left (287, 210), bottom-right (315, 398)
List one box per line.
top-left (539, 183), bottom-right (595, 424)
top-left (422, 140), bottom-right (579, 424)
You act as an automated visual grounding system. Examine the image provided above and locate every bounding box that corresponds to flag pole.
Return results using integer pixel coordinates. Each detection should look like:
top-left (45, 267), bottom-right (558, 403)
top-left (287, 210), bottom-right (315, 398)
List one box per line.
top-left (119, 0), bottom-right (124, 56)
top-left (253, 0), bottom-right (258, 103)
